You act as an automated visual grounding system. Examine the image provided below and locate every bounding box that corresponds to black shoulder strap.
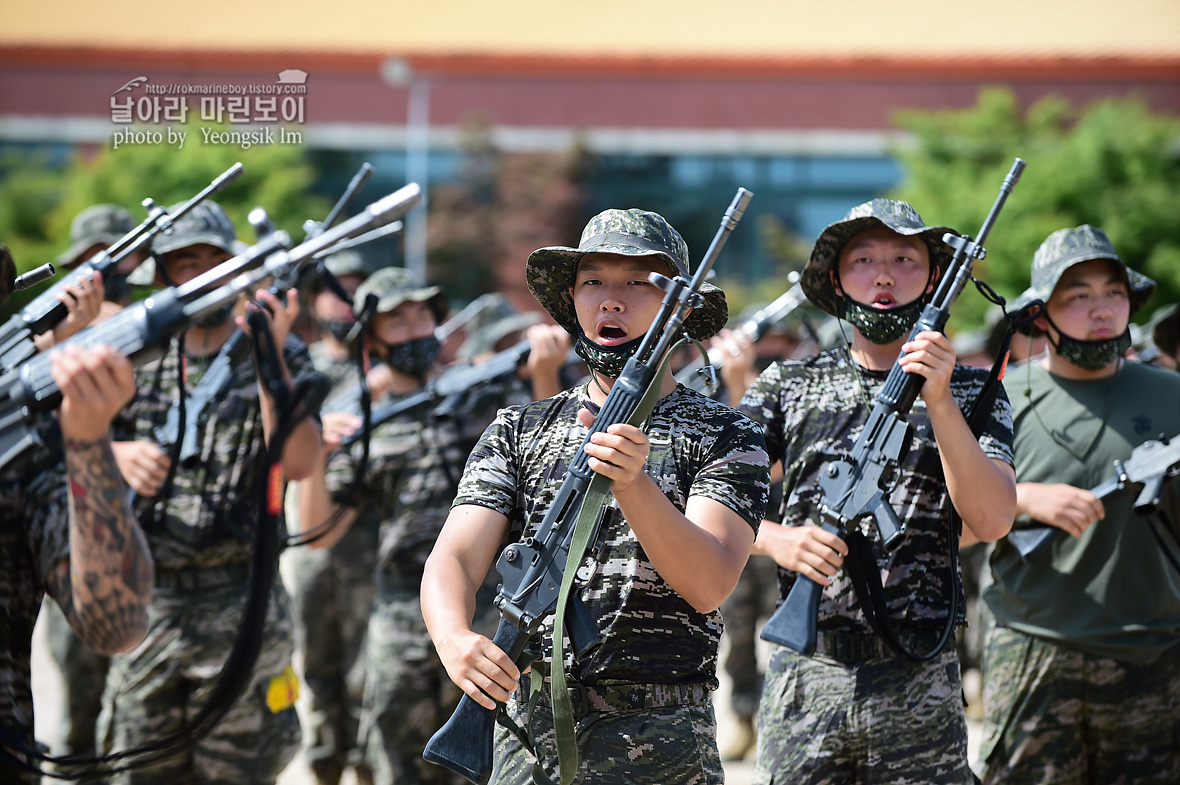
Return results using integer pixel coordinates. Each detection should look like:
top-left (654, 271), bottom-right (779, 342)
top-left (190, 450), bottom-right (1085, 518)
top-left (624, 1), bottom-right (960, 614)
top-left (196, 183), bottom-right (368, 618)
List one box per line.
top-left (844, 293), bottom-right (1042, 661)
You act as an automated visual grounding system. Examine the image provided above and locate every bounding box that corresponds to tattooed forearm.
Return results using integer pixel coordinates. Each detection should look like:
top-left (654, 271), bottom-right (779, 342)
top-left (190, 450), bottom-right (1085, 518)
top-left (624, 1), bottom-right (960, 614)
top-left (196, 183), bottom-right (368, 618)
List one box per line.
top-left (51, 436), bottom-right (154, 654)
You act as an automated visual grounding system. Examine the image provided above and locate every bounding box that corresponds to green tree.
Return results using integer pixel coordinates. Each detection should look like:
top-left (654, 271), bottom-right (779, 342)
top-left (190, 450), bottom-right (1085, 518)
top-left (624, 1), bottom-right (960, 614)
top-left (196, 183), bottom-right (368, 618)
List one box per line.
top-left (0, 122), bottom-right (329, 318)
top-left (890, 88), bottom-right (1180, 334)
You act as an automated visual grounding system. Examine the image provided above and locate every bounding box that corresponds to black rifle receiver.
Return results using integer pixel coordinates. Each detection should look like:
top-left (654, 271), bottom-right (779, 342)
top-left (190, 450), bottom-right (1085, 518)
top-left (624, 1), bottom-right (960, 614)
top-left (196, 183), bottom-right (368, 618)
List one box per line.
top-left (1007, 432), bottom-right (1180, 558)
top-left (423, 188), bottom-right (754, 784)
top-left (674, 276), bottom-right (806, 395)
top-left (760, 159), bottom-right (1026, 656)
top-left (0, 163), bottom-right (244, 373)
top-left (0, 184), bottom-right (423, 472)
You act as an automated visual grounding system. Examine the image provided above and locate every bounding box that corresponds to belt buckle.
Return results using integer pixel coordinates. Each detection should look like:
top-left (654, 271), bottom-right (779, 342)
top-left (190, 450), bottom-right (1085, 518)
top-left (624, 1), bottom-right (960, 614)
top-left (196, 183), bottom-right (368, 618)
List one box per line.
top-left (832, 634), bottom-right (854, 664)
top-left (567, 682), bottom-right (590, 721)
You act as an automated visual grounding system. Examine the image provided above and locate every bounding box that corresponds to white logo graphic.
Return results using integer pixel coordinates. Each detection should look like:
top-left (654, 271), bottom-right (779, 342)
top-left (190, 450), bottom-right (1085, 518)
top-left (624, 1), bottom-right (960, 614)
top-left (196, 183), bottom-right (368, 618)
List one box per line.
top-left (112, 76), bottom-right (148, 95)
top-left (276, 69), bottom-right (308, 85)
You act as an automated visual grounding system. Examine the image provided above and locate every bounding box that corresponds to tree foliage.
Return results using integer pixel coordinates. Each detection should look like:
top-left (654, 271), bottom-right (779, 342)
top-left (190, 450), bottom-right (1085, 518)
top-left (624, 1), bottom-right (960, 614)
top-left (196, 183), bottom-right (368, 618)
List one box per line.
top-left (427, 119), bottom-right (591, 311)
top-left (0, 123), bottom-right (328, 318)
top-left (890, 88), bottom-right (1180, 333)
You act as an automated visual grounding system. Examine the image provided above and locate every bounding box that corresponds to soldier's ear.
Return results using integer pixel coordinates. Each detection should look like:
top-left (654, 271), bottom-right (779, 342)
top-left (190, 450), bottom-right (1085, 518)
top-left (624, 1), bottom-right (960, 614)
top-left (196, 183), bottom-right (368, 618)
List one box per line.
top-left (926, 265), bottom-right (941, 295)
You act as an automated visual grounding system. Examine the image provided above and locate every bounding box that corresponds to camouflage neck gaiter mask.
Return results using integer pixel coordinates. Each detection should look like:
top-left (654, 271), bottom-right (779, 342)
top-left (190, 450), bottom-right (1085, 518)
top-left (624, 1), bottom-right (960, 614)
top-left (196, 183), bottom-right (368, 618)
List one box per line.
top-left (575, 333), bottom-right (642, 378)
top-left (840, 296), bottom-right (926, 345)
top-left (1046, 316), bottom-right (1131, 371)
top-left (383, 334), bottom-right (440, 378)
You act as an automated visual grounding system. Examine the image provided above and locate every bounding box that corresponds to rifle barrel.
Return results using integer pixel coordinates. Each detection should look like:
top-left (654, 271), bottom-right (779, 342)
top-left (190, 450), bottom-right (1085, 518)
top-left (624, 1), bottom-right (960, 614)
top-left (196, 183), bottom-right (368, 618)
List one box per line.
top-left (12, 263), bottom-right (55, 291)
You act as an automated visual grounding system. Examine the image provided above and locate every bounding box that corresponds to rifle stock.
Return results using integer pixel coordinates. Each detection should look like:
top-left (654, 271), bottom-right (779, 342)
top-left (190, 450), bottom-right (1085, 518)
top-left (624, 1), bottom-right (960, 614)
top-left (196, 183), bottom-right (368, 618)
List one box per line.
top-left (424, 188), bottom-right (753, 783)
top-left (421, 618), bottom-right (532, 784)
top-left (760, 160), bottom-right (1026, 655)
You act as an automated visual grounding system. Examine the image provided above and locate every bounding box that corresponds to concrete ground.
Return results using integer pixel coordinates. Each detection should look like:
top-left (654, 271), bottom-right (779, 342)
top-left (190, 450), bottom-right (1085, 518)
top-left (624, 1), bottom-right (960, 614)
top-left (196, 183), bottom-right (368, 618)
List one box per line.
top-left (31, 615), bottom-right (981, 785)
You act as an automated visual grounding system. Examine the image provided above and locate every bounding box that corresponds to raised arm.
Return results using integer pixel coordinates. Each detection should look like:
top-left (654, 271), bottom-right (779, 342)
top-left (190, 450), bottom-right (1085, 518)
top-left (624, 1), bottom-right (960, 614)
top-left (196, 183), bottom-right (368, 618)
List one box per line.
top-left (244, 289), bottom-right (323, 481)
top-left (902, 331), bottom-right (1016, 542)
top-left (578, 408), bottom-right (758, 613)
top-left (46, 343), bottom-right (154, 655)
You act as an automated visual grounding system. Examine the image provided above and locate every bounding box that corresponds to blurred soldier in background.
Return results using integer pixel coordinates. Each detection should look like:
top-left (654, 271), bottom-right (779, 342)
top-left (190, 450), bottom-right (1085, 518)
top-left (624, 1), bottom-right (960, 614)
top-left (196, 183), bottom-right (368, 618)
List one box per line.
top-left (103, 202), bottom-right (320, 784)
top-left (284, 249), bottom-right (381, 785)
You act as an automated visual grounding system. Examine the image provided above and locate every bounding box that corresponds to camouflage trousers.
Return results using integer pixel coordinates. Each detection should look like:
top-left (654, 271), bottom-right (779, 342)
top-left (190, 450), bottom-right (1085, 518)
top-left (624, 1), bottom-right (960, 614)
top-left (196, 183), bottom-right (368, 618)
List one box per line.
top-left (978, 626), bottom-right (1180, 785)
top-left (720, 553), bottom-right (779, 721)
top-left (97, 566), bottom-right (302, 785)
top-left (43, 597), bottom-right (110, 784)
top-left (360, 578), bottom-right (469, 785)
top-left (753, 644), bottom-right (973, 785)
top-left (285, 516), bottom-right (378, 784)
top-left (489, 686), bottom-right (723, 784)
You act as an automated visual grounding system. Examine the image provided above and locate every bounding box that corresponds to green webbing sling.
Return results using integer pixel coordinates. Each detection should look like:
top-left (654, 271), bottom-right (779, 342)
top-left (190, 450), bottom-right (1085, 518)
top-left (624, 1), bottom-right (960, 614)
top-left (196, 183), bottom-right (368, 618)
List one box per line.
top-left (543, 347), bottom-right (681, 785)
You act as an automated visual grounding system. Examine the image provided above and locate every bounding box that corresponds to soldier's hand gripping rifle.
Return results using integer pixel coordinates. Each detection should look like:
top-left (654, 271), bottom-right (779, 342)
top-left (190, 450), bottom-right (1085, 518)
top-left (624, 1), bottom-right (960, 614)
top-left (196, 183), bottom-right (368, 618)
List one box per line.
top-left (0, 163), bottom-right (244, 373)
top-left (0, 184), bottom-right (423, 472)
top-left (1007, 432), bottom-right (1180, 558)
top-left (150, 164), bottom-right (377, 471)
top-left (675, 272), bottom-right (806, 395)
top-left (760, 159), bottom-right (1026, 656)
top-left (423, 188), bottom-right (754, 785)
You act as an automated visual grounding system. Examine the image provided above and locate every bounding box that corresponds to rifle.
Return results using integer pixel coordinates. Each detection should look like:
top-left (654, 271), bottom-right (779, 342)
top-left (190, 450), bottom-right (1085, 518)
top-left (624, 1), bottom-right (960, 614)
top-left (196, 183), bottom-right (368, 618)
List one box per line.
top-left (150, 164), bottom-right (377, 470)
top-left (760, 159), bottom-right (1026, 656)
top-left (0, 184), bottom-right (423, 472)
top-left (435, 292), bottom-right (512, 346)
top-left (423, 188), bottom-right (754, 785)
top-left (331, 337), bottom-right (582, 448)
top-left (0, 163), bottom-right (244, 373)
top-left (1007, 432), bottom-right (1180, 558)
top-left (674, 274), bottom-right (806, 395)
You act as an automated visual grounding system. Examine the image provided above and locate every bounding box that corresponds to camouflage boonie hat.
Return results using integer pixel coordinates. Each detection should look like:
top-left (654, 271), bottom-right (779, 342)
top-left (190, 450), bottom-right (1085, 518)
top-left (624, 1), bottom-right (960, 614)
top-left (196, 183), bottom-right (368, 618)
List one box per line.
top-left (322, 249), bottom-right (372, 280)
top-left (353, 266), bottom-right (448, 322)
top-left (132, 201), bottom-right (243, 287)
top-left (56, 204), bottom-right (135, 266)
top-left (525, 208), bottom-right (728, 341)
top-left (1011, 225), bottom-right (1155, 317)
top-left (151, 201), bottom-right (240, 257)
top-left (458, 311), bottom-right (544, 359)
top-left (802, 198), bottom-right (958, 317)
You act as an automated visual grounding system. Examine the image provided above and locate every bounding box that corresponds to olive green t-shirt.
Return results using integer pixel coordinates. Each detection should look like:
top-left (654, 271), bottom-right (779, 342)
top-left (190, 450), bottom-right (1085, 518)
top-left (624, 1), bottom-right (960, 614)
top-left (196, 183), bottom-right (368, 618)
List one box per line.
top-left (986, 360), bottom-right (1180, 662)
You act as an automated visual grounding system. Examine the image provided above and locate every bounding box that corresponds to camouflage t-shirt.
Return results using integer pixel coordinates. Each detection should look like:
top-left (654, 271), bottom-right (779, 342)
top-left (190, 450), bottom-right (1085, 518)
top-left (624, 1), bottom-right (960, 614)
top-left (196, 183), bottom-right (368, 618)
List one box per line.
top-left (114, 333), bottom-right (315, 570)
top-left (454, 383), bottom-right (770, 686)
top-left (0, 418), bottom-right (71, 780)
top-left (324, 370), bottom-right (525, 577)
top-left (738, 349), bottom-right (1014, 634)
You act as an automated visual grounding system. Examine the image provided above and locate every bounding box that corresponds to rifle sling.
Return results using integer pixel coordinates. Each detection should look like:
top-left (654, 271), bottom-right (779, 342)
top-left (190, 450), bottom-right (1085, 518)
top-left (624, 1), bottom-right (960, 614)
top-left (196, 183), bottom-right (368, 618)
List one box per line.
top-left (542, 346), bottom-right (679, 785)
top-left (840, 316), bottom-right (1020, 662)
